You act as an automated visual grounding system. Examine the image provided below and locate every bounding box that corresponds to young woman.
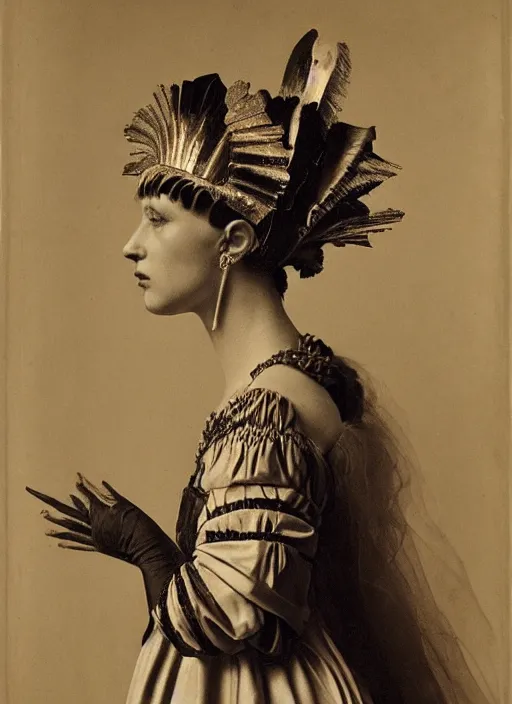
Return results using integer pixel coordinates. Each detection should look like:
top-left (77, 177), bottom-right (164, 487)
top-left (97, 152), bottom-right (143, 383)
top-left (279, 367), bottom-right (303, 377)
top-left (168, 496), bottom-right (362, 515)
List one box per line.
top-left (26, 30), bottom-right (496, 704)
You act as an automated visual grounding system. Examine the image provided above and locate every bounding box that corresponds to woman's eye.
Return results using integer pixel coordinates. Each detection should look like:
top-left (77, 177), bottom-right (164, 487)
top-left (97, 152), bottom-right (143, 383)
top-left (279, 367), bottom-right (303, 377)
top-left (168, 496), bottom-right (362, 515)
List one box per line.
top-left (148, 215), bottom-right (167, 227)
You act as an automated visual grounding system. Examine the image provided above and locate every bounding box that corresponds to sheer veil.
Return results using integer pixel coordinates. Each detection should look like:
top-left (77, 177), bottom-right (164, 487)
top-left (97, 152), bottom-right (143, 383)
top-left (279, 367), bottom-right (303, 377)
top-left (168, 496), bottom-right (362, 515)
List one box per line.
top-left (314, 353), bottom-right (501, 703)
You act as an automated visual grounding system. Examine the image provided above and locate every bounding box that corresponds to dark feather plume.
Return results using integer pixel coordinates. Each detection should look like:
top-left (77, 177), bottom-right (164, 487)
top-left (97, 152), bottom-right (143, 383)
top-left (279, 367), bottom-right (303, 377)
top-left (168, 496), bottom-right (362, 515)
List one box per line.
top-left (256, 30), bottom-right (404, 275)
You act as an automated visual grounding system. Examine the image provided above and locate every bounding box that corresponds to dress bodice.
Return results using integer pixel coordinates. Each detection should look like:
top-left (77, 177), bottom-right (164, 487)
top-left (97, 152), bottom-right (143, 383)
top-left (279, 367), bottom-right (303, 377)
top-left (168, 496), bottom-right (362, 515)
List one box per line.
top-left (175, 332), bottom-right (359, 557)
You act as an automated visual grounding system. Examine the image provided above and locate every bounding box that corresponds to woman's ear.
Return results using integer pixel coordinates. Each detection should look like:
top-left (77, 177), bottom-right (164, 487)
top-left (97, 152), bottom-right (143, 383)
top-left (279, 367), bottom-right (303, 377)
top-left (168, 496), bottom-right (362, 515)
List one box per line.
top-left (222, 219), bottom-right (259, 260)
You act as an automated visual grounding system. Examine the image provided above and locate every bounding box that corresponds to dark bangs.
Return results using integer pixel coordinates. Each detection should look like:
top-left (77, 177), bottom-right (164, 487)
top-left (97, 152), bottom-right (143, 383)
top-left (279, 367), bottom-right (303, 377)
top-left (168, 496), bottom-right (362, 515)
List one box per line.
top-left (136, 170), bottom-right (242, 231)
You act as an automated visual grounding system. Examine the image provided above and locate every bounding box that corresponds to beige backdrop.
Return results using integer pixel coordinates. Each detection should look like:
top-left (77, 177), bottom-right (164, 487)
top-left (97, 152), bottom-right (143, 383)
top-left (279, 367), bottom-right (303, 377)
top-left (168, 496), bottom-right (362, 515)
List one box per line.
top-left (2, 0), bottom-right (509, 702)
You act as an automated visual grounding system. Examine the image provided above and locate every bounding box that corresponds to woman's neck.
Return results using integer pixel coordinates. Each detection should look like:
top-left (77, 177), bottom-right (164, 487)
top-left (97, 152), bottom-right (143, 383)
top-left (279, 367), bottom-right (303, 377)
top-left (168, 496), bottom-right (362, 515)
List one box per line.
top-left (198, 268), bottom-right (301, 404)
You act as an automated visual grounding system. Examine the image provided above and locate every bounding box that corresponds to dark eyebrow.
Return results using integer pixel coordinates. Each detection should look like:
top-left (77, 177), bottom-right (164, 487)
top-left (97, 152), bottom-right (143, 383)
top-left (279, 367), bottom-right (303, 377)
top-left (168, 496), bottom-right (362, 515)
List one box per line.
top-left (143, 205), bottom-right (165, 217)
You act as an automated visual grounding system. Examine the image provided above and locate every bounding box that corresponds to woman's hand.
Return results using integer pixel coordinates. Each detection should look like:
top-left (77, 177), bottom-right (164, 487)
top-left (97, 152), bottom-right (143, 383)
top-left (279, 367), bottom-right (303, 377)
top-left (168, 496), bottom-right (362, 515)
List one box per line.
top-left (26, 473), bottom-right (138, 560)
top-left (25, 473), bottom-right (100, 553)
top-left (26, 474), bottom-right (186, 611)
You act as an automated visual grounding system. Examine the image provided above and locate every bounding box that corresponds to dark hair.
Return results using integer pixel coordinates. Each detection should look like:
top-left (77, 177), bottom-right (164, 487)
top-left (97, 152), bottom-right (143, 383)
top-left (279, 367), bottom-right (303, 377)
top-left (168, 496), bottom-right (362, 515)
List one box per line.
top-left (137, 171), bottom-right (289, 297)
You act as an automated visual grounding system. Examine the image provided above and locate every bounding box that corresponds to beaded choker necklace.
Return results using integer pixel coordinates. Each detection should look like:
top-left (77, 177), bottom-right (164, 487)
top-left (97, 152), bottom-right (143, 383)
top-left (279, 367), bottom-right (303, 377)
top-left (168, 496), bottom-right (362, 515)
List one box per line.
top-left (249, 333), bottom-right (337, 387)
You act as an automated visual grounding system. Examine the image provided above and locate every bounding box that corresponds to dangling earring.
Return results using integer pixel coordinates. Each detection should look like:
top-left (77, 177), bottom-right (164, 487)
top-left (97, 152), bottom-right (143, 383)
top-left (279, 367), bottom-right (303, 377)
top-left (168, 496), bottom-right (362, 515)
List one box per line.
top-left (211, 251), bottom-right (234, 332)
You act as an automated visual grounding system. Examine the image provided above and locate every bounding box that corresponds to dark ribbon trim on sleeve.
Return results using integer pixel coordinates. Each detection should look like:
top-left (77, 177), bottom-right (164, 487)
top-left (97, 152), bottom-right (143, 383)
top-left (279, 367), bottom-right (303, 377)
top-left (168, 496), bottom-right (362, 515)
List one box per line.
top-left (174, 571), bottom-right (222, 656)
top-left (207, 496), bottom-right (316, 526)
top-left (156, 572), bottom-right (207, 658)
top-left (185, 561), bottom-right (219, 611)
top-left (204, 529), bottom-right (313, 562)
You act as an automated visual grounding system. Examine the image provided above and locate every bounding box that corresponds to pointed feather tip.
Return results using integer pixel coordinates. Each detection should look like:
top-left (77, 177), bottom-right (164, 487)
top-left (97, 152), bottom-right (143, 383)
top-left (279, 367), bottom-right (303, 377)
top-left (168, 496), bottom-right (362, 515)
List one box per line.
top-left (300, 28), bottom-right (319, 44)
top-left (310, 32), bottom-right (350, 61)
top-left (279, 29), bottom-right (320, 99)
top-left (379, 208), bottom-right (405, 222)
top-left (284, 29), bottom-right (345, 78)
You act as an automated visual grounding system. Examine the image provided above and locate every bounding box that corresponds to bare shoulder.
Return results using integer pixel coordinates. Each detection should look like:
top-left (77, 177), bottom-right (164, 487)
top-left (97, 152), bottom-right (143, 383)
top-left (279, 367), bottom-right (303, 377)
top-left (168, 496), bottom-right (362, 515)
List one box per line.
top-left (249, 364), bottom-right (343, 453)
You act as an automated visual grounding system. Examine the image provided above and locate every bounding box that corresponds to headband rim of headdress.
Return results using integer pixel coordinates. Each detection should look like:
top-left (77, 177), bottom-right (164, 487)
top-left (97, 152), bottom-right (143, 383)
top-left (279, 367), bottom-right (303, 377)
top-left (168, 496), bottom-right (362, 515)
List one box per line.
top-left (131, 163), bottom-right (267, 224)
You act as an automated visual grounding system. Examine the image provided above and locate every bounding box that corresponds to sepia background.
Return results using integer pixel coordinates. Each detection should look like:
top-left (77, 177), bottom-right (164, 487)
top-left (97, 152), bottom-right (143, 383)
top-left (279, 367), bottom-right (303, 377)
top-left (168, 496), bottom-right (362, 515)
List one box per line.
top-left (1, 0), bottom-right (509, 702)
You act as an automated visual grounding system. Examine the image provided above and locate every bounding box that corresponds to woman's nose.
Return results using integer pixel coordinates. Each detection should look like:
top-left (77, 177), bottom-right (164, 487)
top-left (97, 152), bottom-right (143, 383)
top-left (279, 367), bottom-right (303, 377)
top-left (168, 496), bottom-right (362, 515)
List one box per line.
top-left (122, 226), bottom-right (146, 261)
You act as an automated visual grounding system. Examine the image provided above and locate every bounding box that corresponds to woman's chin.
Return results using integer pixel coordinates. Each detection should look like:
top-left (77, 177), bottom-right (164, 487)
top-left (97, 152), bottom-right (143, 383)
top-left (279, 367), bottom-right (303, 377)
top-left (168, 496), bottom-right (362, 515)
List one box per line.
top-left (144, 302), bottom-right (174, 316)
top-left (142, 293), bottom-right (181, 317)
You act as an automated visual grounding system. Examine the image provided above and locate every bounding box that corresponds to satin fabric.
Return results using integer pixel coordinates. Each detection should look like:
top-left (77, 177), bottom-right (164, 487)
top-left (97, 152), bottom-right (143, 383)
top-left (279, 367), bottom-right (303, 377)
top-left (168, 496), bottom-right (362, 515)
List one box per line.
top-left (125, 388), bottom-right (368, 703)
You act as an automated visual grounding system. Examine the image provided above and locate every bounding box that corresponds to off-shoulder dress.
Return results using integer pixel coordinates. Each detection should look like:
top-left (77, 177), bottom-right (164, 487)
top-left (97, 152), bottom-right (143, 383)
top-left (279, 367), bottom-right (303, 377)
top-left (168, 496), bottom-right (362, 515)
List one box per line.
top-left (125, 334), bottom-right (371, 704)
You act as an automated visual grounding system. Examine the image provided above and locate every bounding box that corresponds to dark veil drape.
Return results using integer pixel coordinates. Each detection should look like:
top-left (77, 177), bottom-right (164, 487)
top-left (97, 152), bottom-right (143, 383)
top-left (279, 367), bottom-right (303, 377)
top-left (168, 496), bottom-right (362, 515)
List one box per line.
top-left (312, 354), bottom-right (500, 703)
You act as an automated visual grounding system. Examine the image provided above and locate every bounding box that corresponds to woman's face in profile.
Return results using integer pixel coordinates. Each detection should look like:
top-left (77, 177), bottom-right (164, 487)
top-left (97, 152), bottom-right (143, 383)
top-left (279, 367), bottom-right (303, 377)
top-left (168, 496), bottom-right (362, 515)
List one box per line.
top-left (123, 195), bottom-right (221, 316)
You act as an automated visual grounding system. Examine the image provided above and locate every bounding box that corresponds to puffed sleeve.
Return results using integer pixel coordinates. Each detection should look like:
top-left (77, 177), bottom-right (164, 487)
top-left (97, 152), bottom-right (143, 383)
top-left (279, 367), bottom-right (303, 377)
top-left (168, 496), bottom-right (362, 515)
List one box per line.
top-left (152, 388), bottom-right (329, 658)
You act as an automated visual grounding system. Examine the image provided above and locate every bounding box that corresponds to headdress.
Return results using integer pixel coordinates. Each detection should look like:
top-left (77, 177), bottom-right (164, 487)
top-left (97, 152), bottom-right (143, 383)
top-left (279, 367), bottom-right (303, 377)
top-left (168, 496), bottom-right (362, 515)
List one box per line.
top-left (123, 29), bottom-right (404, 279)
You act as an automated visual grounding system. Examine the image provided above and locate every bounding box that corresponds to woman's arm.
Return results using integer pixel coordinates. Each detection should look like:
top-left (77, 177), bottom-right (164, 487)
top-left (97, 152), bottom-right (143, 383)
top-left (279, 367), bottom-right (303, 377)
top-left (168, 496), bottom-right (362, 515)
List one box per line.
top-left (151, 383), bottom-right (334, 658)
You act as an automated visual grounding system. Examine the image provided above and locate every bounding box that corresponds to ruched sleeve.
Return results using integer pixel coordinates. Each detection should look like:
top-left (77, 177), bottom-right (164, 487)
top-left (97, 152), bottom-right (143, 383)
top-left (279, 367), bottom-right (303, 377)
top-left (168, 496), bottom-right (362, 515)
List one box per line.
top-left (152, 388), bottom-right (330, 659)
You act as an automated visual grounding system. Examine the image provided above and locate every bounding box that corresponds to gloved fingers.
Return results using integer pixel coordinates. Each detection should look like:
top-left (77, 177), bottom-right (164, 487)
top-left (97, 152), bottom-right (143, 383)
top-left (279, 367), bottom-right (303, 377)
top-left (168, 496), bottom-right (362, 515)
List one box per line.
top-left (69, 493), bottom-right (90, 517)
top-left (25, 486), bottom-right (89, 523)
top-left (101, 480), bottom-right (126, 503)
top-left (76, 473), bottom-right (116, 506)
top-left (41, 510), bottom-right (92, 536)
top-left (57, 542), bottom-right (97, 552)
top-left (45, 529), bottom-right (95, 546)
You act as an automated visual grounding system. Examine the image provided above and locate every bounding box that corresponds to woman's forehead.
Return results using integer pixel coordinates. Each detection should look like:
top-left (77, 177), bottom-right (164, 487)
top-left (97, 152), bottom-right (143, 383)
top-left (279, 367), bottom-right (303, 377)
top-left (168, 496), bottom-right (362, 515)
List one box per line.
top-left (140, 195), bottom-right (183, 215)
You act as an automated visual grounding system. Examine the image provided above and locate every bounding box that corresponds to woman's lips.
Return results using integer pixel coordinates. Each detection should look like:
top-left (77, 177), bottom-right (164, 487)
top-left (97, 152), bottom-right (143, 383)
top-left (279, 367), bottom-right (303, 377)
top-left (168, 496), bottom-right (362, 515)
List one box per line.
top-left (134, 271), bottom-right (150, 287)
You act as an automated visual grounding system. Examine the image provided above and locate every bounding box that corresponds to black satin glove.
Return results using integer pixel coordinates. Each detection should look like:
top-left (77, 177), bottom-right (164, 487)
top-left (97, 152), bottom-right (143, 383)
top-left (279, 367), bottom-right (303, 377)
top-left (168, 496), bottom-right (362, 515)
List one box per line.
top-left (26, 474), bottom-right (185, 612)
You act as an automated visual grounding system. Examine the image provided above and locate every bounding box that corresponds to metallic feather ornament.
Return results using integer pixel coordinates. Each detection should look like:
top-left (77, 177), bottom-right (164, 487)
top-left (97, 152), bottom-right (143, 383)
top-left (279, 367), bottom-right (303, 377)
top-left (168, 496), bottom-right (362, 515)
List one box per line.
top-left (123, 29), bottom-right (405, 278)
top-left (124, 74), bottom-right (290, 226)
